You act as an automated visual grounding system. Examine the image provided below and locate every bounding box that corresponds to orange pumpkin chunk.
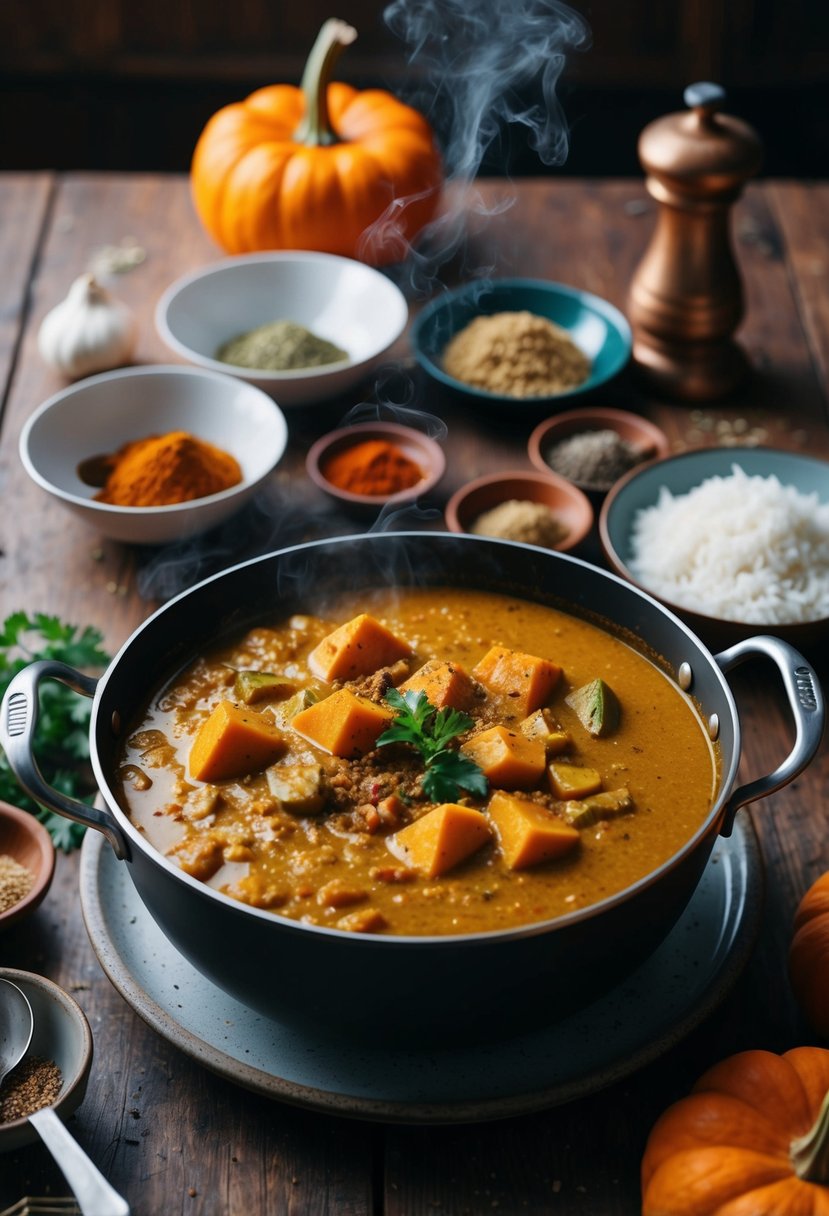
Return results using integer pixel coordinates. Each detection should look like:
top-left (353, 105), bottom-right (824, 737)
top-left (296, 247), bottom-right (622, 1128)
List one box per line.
top-left (189, 699), bottom-right (287, 782)
top-left (488, 790), bottom-right (580, 870)
top-left (292, 689), bottom-right (393, 758)
top-left (472, 645), bottom-right (561, 717)
top-left (548, 762), bottom-right (602, 800)
top-left (307, 613), bottom-right (411, 682)
top-left (462, 725), bottom-right (546, 789)
top-left (399, 659), bottom-right (476, 711)
top-left (390, 803), bottom-right (492, 877)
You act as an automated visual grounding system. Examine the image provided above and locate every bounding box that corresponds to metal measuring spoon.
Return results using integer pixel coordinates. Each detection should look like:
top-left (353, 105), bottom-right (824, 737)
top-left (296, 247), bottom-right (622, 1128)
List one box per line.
top-left (0, 977), bottom-right (129, 1216)
top-left (0, 976), bottom-right (34, 1086)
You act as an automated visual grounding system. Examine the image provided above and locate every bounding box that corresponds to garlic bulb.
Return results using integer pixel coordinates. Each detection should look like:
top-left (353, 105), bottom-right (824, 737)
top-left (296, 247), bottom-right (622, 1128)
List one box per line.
top-left (37, 273), bottom-right (137, 379)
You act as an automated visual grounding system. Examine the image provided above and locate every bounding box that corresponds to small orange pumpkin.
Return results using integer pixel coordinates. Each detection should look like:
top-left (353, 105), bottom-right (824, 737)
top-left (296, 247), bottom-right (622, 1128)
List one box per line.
top-left (790, 873), bottom-right (829, 1040)
top-left (641, 1048), bottom-right (829, 1215)
top-left (190, 18), bottom-right (443, 266)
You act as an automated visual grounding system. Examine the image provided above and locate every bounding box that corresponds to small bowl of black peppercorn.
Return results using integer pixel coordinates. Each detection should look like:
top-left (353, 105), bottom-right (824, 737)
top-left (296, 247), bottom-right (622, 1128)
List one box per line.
top-left (528, 406), bottom-right (671, 504)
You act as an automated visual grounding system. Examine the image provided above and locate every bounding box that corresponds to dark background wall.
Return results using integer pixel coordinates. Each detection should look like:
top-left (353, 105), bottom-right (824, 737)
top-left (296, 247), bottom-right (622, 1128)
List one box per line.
top-left (1, 0), bottom-right (827, 176)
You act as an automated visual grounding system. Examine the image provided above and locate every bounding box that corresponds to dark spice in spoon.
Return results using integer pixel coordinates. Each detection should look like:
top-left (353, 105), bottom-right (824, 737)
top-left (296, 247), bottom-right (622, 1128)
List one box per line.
top-left (0, 1055), bottom-right (62, 1122)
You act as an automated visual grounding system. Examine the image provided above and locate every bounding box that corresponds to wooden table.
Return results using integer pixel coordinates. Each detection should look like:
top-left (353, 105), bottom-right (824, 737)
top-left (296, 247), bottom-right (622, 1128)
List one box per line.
top-left (1, 173), bottom-right (828, 1215)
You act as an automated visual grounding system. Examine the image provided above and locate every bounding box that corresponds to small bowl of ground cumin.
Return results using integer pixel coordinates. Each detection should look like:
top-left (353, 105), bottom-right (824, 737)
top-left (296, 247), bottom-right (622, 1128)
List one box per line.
top-left (412, 279), bottom-right (631, 412)
top-left (20, 365), bottom-right (288, 544)
top-left (445, 470), bottom-right (593, 554)
top-left (0, 967), bottom-right (93, 1152)
top-left (0, 802), bottom-right (55, 933)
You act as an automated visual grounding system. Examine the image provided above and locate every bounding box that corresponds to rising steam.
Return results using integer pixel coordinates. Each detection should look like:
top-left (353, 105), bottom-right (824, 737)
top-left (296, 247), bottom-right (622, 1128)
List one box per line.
top-left (366, 0), bottom-right (591, 285)
top-left (385, 0), bottom-right (590, 178)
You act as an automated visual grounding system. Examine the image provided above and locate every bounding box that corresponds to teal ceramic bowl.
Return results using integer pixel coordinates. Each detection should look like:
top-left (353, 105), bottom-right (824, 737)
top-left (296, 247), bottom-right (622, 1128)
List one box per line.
top-left (599, 446), bottom-right (829, 650)
top-left (411, 279), bottom-right (631, 411)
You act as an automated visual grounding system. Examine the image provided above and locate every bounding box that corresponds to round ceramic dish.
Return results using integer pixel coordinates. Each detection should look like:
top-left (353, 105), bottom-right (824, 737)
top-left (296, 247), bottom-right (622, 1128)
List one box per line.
top-left (528, 406), bottom-right (671, 501)
top-left (306, 421), bottom-right (446, 518)
top-left (411, 279), bottom-right (631, 411)
top-left (156, 252), bottom-right (409, 407)
top-left (599, 446), bottom-right (829, 650)
top-left (445, 470), bottom-right (594, 554)
top-left (19, 365), bottom-right (288, 545)
top-left (0, 802), bottom-right (55, 932)
top-left (0, 968), bottom-right (92, 1152)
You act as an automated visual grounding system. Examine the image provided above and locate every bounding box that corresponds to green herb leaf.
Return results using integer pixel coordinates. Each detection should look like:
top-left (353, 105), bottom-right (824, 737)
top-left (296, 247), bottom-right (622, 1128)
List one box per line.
top-left (378, 688), bottom-right (487, 802)
top-left (0, 612), bottom-right (109, 850)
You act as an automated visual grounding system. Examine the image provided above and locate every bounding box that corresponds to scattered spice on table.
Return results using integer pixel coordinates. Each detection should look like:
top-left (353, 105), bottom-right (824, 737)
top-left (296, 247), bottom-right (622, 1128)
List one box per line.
top-left (216, 320), bottom-right (348, 371)
top-left (0, 1055), bottom-right (62, 1123)
top-left (92, 430), bottom-right (242, 507)
top-left (543, 428), bottom-right (650, 489)
top-left (321, 439), bottom-right (424, 497)
top-left (469, 499), bottom-right (569, 548)
top-left (442, 311), bottom-right (591, 398)
top-left (0, 854), bottom-right (34, 913)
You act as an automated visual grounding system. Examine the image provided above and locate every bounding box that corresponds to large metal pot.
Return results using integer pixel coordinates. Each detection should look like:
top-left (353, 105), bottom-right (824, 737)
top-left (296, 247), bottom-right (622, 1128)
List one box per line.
top-left (2, 534), bottom-right (824, 1041)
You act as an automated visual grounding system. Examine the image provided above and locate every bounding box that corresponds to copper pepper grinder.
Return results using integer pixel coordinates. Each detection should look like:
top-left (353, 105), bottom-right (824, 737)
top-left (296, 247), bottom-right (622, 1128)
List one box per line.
top-left (627, 82), bottom-right (763, 401)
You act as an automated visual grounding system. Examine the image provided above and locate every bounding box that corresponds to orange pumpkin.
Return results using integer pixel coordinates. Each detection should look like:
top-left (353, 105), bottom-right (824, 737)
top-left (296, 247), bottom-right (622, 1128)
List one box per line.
top-left (641, 1048), bottom-right (829, 1215)
top-left (790, 873), bottom-right (829, 1039)
top-left (190, 19), bottom-right (443, 266)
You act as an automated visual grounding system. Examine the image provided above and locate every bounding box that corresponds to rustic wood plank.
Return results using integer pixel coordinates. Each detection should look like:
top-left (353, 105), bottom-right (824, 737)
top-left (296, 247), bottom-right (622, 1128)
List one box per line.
top-left (0, 173), bottom-right (53, 421)
top-left (767, 181), bottom-right (829, 417)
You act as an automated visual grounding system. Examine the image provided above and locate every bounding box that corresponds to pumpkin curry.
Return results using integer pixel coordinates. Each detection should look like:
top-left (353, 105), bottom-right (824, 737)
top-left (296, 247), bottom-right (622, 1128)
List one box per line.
top-left (115, 588), bottom-right (719, 936)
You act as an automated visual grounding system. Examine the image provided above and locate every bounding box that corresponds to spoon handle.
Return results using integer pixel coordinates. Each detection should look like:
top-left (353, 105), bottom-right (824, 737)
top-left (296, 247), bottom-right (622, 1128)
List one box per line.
top-left (28, 1107), bottom-right (130, 1216)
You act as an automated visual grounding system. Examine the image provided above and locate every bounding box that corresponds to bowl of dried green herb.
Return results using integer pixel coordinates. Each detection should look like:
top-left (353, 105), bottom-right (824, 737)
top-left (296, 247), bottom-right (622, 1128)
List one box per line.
top-left (156, 251), bottom-right (409, 407)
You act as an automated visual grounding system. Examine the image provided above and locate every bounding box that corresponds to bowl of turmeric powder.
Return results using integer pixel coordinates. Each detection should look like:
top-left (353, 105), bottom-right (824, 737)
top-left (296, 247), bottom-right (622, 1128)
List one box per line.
top-left (20, 365), bottom-right (289, 545)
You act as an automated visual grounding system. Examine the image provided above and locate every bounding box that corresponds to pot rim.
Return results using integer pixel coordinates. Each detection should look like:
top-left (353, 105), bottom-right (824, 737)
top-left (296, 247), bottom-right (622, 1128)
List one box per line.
top-left (91, 530), bottom-right (742, 946)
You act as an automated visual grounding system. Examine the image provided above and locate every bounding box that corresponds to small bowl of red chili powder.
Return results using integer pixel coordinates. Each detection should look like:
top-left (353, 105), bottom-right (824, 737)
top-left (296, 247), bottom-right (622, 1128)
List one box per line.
top-left (307, 421), bottom-right (446, 516)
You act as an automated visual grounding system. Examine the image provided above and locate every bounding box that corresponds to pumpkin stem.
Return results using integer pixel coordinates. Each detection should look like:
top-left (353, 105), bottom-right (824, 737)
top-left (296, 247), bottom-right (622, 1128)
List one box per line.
top-left (293, 18), bottom-right (357, 147)
top-left (791, 1089), bottom-right (829, 1183)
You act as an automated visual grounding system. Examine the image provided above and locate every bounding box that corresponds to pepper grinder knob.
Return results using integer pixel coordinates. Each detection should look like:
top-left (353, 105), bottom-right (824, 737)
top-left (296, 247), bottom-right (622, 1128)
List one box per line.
top-left (627, 83), bottom-right (763, 401)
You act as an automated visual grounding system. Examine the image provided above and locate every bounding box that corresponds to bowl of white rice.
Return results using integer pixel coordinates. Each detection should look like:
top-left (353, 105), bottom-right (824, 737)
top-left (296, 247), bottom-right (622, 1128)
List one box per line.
top-left (598, 447), bottom-right (829, 649)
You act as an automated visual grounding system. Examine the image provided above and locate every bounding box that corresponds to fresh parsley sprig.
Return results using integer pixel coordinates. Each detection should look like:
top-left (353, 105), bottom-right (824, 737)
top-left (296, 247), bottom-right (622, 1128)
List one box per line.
top-left (0, 612), bottom-right (110, 850)
top-left (377, 687), bottom-right (488, 803)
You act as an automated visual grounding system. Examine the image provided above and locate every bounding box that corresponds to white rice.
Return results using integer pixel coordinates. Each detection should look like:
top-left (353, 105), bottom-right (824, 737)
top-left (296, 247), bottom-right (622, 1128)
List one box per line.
top-left (628, 463), bottom-right (829, 624)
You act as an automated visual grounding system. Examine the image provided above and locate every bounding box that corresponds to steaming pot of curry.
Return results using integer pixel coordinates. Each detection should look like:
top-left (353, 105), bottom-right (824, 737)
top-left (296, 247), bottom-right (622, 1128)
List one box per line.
top-left (1, 533), bottom-right (822, 1039)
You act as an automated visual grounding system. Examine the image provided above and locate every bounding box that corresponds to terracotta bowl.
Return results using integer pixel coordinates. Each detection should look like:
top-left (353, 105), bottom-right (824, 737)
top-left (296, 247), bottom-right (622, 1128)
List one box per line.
top-left (0, 801), bottom-right (55, 932)
top-left (0, 967), bottom-right (93, 1152)
top-left (528, 406), bottom-right (671, 502)
top-left (306, 421), bottom-right (446, 518)
top-left (444, 470), bottom-right (594, 553)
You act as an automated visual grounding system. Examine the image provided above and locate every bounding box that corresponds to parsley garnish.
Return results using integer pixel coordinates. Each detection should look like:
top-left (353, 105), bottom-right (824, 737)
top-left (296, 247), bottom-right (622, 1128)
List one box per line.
top-left (377, 687), bottom-right (488, 803)
top-left (0, 612), bottom-right (110, 850)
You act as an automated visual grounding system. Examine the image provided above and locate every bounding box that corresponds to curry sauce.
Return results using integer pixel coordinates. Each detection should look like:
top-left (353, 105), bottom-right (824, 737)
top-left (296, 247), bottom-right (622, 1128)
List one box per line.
top-left (115, 588), bottom-right (719, 936)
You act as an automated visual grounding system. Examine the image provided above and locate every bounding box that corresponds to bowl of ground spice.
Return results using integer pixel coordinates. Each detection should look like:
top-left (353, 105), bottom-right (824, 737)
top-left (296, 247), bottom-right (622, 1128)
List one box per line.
top-left (445, 470), bottom-right (593, 554)
top-left (0, 968), bottom-right (92, 1152)
top-left (156, 252), bottom-right (409, 407)
top-left (20, 365), bottom-right (288, 544)
top-left (0, 803), bottom-right (55, 932)
top-left (412, 279), bottom-right (631, 411)
top-left (528, 406), bottom-right (671, 500)
top-left (307, 421), bottom-right (446, 516)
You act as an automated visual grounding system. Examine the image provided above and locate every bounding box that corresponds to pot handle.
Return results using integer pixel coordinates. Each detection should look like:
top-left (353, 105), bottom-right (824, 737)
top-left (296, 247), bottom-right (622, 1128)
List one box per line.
top-left (1, 660), bottom-right (130, 860)
top-left (715, 635), bottom-right (824, 835)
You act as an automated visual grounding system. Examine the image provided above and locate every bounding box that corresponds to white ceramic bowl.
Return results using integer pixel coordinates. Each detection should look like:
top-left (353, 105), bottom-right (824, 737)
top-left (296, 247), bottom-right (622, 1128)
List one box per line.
top-left (155, 252), bottom-right (409, 406)
top-left (20, 365), bottom-right (288, 545)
